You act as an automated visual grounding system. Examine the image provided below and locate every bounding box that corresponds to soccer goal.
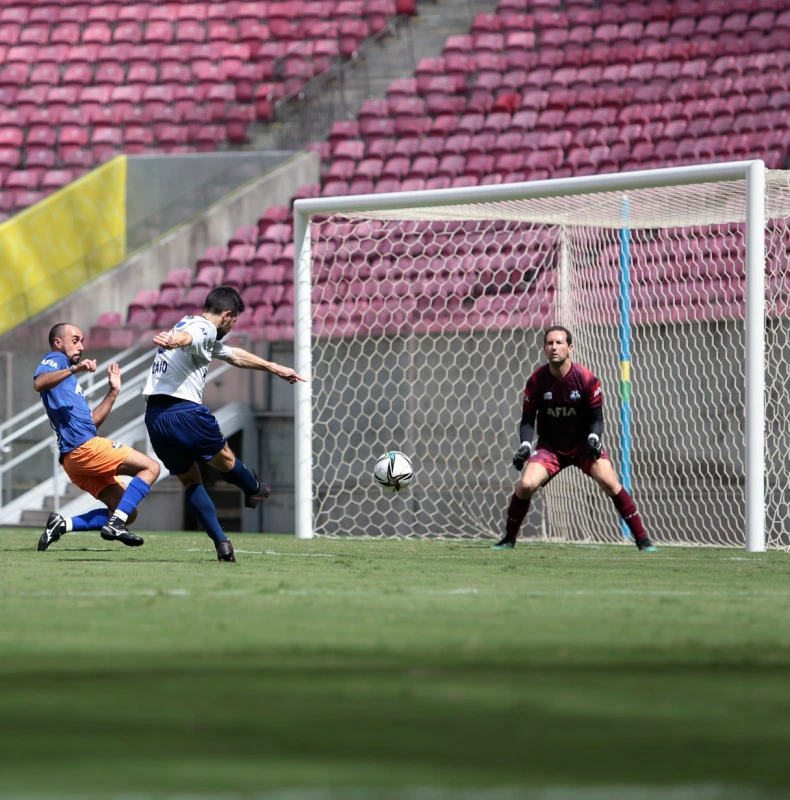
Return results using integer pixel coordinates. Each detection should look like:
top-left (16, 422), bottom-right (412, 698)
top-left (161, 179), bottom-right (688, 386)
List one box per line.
top-left (293, 161), bottom-right (790, 550)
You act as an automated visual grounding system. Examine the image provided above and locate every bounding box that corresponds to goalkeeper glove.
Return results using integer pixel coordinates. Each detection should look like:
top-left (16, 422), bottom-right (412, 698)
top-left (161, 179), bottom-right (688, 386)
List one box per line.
top-left (587, 433), bottom-right (602, 460)
top-left (512, 442), bottom-right (532, 471)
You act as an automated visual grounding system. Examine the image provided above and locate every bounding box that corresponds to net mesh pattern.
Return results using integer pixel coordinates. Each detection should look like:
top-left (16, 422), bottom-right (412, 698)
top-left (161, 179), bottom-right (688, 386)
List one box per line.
top-left (307, 171), bottom-right (790, 547)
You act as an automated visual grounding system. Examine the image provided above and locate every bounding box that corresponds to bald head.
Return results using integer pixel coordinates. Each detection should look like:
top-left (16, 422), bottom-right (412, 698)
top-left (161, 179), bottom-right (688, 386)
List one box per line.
top-left (48, 323), bottom-right (85, 364)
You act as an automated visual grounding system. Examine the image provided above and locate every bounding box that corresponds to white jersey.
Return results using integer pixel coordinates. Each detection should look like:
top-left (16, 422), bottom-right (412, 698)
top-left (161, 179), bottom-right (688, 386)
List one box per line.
top-left (143, 315), bottom-right (233, 404)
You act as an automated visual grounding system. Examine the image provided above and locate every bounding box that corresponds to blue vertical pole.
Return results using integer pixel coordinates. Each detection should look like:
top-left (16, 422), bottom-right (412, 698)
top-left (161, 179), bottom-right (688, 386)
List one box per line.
top-left (618, 199), bottom-right (633, 541)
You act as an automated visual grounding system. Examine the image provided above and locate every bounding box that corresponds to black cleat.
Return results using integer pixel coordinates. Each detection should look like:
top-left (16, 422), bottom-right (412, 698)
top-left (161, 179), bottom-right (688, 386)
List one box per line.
top-left (491, 534), bottom-right (517, 550)
top-left (216, 540), bottom-right (236, 562)
top-left (244, 471), bottom-right (271, 510)
top-left (635, 535), bottom-right (658, 552)
top-left (100, 517), bottom-right (144, 547)
top-left (38, 512), bottom-right (67, 551)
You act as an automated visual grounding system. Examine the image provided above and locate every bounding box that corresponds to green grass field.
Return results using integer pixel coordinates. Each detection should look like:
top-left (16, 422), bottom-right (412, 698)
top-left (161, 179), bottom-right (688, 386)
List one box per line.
top-left (1, 529), bottom-right (789, 800)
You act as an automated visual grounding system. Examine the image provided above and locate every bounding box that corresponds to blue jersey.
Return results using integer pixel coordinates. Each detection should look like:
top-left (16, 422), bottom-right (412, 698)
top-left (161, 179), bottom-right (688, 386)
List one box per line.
top-left (34, 351), bottom-right (97, 454)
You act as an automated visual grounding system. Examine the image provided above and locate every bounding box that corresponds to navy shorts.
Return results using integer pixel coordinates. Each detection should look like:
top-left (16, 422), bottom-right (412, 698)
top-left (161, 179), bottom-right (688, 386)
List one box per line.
top-left (144, 399), bottom-right (226, 476)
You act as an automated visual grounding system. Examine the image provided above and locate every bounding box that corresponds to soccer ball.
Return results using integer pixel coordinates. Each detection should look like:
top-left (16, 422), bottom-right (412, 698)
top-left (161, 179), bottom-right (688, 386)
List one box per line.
top-left (373, 450), bottom-right (413, 492)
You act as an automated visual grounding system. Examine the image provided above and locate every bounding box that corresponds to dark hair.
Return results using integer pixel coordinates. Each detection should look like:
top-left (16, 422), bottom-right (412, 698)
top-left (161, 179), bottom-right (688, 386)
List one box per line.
top-left (544, 326), bottom-right (573, 346)
top-left (48, 322), bottom-right (69, 348)
top-left (203, 286), bottom-right (245, 316)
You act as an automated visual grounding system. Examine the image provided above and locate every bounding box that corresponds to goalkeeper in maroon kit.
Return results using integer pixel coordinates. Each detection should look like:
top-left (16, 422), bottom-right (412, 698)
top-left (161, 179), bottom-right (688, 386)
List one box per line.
top-left (493, 326), bottom-right (656, 551)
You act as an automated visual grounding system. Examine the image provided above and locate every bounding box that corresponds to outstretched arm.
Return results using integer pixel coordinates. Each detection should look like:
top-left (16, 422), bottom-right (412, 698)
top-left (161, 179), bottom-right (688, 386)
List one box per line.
top-left (222, 347), bottom-right (306, 384)
top-left (91, 363), bottom-right (121, 429)
top-left (33, 359), bottom-right (97, 393)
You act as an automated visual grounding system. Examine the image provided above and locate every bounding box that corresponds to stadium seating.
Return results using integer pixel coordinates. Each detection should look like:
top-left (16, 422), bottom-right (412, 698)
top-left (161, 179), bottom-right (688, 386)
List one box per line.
top-left (89, 0), bottom-right (790, 349)
top-left (1, 0), bottom-right (407, 219)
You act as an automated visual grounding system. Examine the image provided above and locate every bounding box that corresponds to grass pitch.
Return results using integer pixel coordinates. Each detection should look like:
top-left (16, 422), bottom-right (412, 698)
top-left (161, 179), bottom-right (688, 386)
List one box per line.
top-left (1, 529), bottom-right (789, 799)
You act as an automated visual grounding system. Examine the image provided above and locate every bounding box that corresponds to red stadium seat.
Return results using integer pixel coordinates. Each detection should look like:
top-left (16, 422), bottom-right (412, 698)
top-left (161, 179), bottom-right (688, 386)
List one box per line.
top-left (42, 169), bottom-right (74, 192)
top-left (3, 169), bottom-right (38, 193)
top-left (127, 307), bottom-right (156, 330)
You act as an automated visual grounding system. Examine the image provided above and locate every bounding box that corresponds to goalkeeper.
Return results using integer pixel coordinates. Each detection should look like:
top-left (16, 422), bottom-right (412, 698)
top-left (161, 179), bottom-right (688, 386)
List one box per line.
top-left (493, 326), bottom-right (656, 552)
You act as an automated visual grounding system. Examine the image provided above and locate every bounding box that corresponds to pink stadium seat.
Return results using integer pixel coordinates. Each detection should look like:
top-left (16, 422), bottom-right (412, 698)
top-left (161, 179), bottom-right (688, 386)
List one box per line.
top-left (25, 148), bottom-right (56, 174)
top-left (114, 22), bottom-right (143, 45)
top-left (155, 308), bottom-right (186, 330)
top-left (87, 4), bottom-right (120, 24)
top-left (224, 245), bottom-right (256, 269)
top-left (161, 268), bottom-right (192, 290)
top-left (153, 286), bottom-right (183, 312)
top-left (465, 153), bottom-right (494, 178)
top-left (193, 265), bottom-right (224, 288)
top-left (180, 285), bottom-right (210, 312)
top-left (25, 125), bottom-right (56, 148)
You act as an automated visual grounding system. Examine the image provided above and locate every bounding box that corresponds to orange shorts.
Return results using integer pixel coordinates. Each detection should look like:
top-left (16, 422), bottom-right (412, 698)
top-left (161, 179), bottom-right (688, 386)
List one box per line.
top-left (62, 437), bottom-right (132, 499)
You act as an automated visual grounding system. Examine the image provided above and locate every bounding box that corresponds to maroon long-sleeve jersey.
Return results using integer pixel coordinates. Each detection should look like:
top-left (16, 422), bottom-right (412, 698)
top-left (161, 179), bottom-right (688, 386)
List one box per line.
top-left (523, 362), bottom-right (603, 456)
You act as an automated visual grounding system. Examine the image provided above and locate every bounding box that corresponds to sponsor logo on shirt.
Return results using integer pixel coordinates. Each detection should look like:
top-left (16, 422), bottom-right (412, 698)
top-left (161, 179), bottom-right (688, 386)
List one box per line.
top-left (570, 390), bottom-right (580, 401)
top-left (111, 441), bottom-right (123, 449)
top-left (546, 407), bottom-right (577, 417)
top-left (593, 386), bottom-right (602, 398)
top-left (543, 392), bottom-right (553, 400)
top-left (40, 358), bottom-right (59, 369)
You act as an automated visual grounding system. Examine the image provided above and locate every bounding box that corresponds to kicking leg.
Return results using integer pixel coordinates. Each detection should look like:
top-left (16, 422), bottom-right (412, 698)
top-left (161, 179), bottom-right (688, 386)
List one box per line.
top-left (208, 443), bottom-right (269, 509)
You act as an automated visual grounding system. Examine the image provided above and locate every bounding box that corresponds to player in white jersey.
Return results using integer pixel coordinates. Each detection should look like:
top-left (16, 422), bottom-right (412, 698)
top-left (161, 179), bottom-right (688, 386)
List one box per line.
top-left (143, 286), bottom-right (305, 562)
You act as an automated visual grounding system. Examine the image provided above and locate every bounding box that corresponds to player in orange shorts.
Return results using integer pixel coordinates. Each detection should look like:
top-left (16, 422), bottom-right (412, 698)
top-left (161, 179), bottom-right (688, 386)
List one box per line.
top-left (34, 323), bottom-right (161, 551)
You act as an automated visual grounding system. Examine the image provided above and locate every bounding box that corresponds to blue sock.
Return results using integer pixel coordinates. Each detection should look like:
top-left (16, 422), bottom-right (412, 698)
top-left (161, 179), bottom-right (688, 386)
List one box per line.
top-left (71, 508), bottom-right (110, 531)
top-left (115, 476), bottom-right (151, 518)
top-left (185, 484), bottom-right (228, 544)
top-left (221, 457), bottom-right (259, 495)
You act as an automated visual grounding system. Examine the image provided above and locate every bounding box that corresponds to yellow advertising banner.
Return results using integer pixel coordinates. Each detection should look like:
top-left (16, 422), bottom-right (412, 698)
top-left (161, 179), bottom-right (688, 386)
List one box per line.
top-left (0, 156), bottom-right (127, 336)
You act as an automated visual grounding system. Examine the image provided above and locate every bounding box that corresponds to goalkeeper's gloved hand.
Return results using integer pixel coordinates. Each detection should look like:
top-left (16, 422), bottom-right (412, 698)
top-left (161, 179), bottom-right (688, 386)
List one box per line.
top-left (587, 433), bottom-right (602, 460)
top-left (512, 442), bottom-right (532, 471)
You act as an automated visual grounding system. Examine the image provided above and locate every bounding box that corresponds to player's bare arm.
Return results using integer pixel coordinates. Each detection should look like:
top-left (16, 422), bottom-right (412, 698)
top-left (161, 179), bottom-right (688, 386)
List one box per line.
top-left (152, 330), bottom-right (193, 349)
top-left (224, 347), bottom-right (306, 383)
top-left (91, 362), bottom-right (121, 429)
top-left (33, 359), bottom-right (97, 393)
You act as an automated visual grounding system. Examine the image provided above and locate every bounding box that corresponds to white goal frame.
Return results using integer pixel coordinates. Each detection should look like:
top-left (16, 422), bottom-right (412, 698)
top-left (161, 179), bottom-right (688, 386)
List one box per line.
top-left (293, 161), bottom-right (767, 551)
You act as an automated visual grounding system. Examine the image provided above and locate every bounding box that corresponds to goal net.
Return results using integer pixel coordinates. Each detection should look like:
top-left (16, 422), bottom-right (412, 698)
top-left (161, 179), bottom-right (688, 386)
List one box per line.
top-left (294, 163), bottom-right (790, 549)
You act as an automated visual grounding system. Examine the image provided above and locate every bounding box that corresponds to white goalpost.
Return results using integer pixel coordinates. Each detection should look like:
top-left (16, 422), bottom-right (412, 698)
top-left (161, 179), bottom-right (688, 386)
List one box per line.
top-left (293, 161), bottom-right (790, 550)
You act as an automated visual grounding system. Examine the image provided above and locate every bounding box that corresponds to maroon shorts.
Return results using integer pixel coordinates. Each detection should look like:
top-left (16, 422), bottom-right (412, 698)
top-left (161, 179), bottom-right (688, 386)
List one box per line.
top-left (528, 444), bottom-right (610, 480)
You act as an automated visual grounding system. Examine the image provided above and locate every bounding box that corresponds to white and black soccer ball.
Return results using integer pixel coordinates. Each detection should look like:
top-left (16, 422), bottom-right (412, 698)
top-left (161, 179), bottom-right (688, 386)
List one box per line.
top-left (373, 450), bottom-right (414, 492)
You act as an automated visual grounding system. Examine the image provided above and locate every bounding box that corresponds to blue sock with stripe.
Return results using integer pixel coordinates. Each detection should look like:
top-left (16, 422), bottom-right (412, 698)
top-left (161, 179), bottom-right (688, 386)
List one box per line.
top-left (114, 477), bottom-right (151, 520)
top-left (185, 484), bottom-right (228, 545)
top-left (70, 508), bottom-right (110, 531)
top-left (221, 457), bottom-right (259, 495)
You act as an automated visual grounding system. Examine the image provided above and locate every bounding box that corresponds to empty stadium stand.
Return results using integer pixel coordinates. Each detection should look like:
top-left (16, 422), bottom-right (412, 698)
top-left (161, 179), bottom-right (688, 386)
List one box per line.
top-left (0, 0), bottom-right (407, 219)
top-left (92, 0), bottom-right (789, 349)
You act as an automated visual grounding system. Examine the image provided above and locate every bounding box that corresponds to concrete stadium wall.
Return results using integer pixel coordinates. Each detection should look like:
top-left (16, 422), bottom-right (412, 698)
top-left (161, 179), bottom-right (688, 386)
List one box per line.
top-left (0, 150), bottom-right (318, 355)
